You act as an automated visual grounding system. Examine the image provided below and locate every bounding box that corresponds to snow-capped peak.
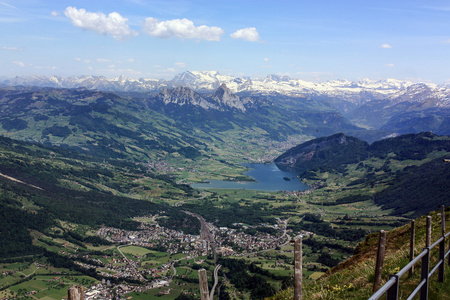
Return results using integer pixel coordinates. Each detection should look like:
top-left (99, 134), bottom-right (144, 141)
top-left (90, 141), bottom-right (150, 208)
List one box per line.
top-left (2, 71), bottom-right (450, 107)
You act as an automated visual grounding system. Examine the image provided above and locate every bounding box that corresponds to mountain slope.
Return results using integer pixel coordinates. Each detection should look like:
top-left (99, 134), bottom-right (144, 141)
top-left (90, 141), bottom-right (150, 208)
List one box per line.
top-left (276, 132), bottom-right (450, 217)
top-left (0, 135), bottom-right (200, 258)
top-left (274, 133), bottom-right (369, 173)
top-left (0, 86), bottom-right (209, 161)
top-left (380, 107), bottom-right (450, 135)
top-left (373, 157), bottom-right (450, 217)
top-left (276, 132), bottom-right (450, 172)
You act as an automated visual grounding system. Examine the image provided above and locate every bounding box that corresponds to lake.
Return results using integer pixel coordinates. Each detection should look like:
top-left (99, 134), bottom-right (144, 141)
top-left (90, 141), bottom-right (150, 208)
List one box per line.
top-left (191, 163), bottom-right (308, 191)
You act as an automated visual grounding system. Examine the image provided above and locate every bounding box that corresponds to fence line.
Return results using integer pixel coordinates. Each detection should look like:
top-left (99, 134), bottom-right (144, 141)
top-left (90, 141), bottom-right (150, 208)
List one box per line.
top-left (369, 205), bottom-right (449, 300)
top-left (196, 206), bottom-right (448, 300)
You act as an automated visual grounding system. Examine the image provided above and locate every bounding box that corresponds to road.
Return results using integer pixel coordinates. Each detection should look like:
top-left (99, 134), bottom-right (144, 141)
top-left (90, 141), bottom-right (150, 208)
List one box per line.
top-left (117, 245), bottom-right (148, 282)
top-left (0, 172), bottom-right (44, 190)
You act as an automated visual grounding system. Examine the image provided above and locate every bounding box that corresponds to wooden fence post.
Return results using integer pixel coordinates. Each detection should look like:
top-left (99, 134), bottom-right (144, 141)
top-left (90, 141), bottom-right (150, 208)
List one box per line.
top-left (439, 206), bottom-right (445, 282)
top-left (420, 248), bottom-right (430, 300)
top-left (409, 220), bottom-right (415, 276)
top-left (426, 216), bottom-right (431, 248)
top-left (373, 230), bottom-right (386, 293)
top-left (198, 269), bottom-right (210, 300)
top-left (294, 237), bottom-right (303, 300)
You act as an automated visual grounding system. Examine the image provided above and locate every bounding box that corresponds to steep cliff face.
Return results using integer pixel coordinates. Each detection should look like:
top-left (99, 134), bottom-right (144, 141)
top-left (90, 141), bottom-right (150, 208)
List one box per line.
top-left (158, 84), bottom-right (248, 112)
top-left (274, 133), bottom-right (369, 172)
top-left (159, 86), bottom-right (219, 110)
top-left (212, 83), bottom-right (246, 112)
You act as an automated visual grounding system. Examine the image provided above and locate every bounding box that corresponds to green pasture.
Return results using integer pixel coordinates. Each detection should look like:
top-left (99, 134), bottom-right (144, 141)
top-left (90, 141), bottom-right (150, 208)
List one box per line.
top-left (119, 246), bottom-right (153, 256)
top-left (4, 275), bottom-right (97, 300)
top-left (309, 271), bottom-right (325, 280)
top-left (127, 284), bottom-right (188, 300)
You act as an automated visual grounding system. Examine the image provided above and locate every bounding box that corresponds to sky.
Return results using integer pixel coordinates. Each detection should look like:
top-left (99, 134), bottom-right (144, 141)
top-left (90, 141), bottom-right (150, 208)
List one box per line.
top-left (2, 0), bottom-right (450, 83)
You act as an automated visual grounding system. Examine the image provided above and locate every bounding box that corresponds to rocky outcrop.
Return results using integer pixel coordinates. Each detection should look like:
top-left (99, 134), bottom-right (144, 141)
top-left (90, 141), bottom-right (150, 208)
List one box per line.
top-left (159, 86), bottom-right (219, 110)
top-left (158, 84), bottom-right (248, 112)
top-left (212, 83), bottom-right (246, 112)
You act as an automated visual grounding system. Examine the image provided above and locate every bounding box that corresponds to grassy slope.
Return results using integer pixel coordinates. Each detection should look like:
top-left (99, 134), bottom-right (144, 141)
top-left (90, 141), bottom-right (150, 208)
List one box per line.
top-left (268, 207), bottom-right (450, 300)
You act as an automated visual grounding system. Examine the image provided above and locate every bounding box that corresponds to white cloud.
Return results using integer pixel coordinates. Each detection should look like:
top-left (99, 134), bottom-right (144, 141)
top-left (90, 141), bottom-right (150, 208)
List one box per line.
top-left (175, 62), bottom-right (186, 68)
top-left (380, 43), bottom-right (392, 49)
top-left (385, 63), bottom-right (395, 67)
top-left (2, 46), bottom-right (22, 51)
top-left (230, 27), bottom-right (260, 42)
top-left (12, 61), bottom-right (25, 67)
top-left (64, 7), bottom-right (137, 40)
top-left (127, 58), bottom-right (135, 62)
top-left (0, 2), bottom-right (16, 9)
top-left (75, 57), bottom-right (90, 63)
top-left (97, 58), bottom-right (112, 63)
top-left (34, 65), bottom-right (57, 70)
top-left (263, 57), bottom-right (269, 62)
top-left (51, 11), bottom-right (59, 17)
top-left (142, 17), bottom-right (224, 41)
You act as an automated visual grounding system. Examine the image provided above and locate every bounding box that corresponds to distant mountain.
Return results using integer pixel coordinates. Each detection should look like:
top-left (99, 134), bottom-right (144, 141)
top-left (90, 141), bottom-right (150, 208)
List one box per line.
top-left (1, 71), bottom-right (428, 101)
top-left (157, 83), bottom-right (251, 112)
top-left (344, 83), bottom-right (450, 135)
top-left (3, 75), bottom-right (166, 92)
top-left (158, 86), bottom-right (219, 110)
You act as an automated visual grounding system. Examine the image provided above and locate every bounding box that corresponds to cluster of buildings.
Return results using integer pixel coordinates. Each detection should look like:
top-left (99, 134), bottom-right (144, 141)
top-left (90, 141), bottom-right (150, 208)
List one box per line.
top-left (81, 281), bottom-right (170, 300)
top-left (64, 215), bottom-right (298, 299)
top-left (214, 227), bottom-right (284, 253)
top-left (97, 222), bottom-right (203, 255)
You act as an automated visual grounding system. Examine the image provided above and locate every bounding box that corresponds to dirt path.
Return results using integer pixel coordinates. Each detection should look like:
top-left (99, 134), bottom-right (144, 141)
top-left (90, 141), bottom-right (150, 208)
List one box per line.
top-left (0, 172), bottom-right (45, 191)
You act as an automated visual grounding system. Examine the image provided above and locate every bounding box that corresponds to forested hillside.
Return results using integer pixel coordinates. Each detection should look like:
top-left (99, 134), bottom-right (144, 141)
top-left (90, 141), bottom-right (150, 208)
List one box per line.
top-left (276, 132), bottom-right (450, 217)
top-left (373, 157), bottom-right (450, 217)
top-left (0, 86), bottom-right (364, 166)
top-left (274, 133), bottom-right (369, 173)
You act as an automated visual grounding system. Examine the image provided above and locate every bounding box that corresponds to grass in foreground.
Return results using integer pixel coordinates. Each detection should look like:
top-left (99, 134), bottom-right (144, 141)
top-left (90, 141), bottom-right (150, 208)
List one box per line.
top-left (268, 208), bottom-right (450, 299)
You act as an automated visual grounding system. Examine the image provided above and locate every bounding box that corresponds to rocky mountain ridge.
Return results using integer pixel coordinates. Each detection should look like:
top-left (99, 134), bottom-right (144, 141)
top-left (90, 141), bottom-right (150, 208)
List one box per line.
top-left (157, 83), bottom-right (251, 112)
top-left (3, 71), bottom-right (450, 108)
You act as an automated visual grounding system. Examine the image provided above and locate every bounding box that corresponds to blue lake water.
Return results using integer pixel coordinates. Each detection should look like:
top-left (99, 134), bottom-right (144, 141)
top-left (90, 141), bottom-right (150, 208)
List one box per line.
top-left (191, 163), bottom-right (308, 191)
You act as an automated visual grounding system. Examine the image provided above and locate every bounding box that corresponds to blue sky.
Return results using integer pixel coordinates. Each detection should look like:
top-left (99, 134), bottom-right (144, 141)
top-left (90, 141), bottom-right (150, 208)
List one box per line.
top-left (2, 0), bottom-right (450, 83)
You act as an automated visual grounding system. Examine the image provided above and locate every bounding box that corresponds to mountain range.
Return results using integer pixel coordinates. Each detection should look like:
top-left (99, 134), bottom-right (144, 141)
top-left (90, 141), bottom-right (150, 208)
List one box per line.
top-left (3, 71), bottom-right (450, 106)
top-left (5, 71), bottom-right (450, 107)
top-left (3, 71), bottom-right (450, 138)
